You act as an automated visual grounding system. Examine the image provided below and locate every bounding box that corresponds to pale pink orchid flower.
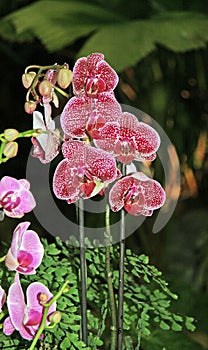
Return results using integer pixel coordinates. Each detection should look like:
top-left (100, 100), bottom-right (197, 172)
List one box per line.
top-left (109, 172), bottom-right (166, 216)
top-left (31, 103), bottom-right (60, 163)
top-left (0, 176), bottom-right (36, 218)
top-left (3, 273), bottom-right (56, 340)
top-left (5, 221), bottom-right (44, 275)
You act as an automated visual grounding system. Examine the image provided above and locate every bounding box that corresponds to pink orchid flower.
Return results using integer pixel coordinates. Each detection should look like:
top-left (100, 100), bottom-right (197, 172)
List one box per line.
top-left (0, 176), bottom-right (36, 218)
top-left (109, 172), bottom-right (166, 216)
top-left (3, 273), bottom-right (56, 340)
top-left (60, 93), bottom-right (121, 138)
top-left (31, 103), bottom-right (60, 163)
top-left (53, 140), bottom-right (121, 203)
top-left (72, 53), bottom-right (118, 98)
top-left (5, 222), bottom-right (44, 275)
top-left (0, 286), bottom-right (6, 312)
top-left (94, 112), bottom-right (161, 164)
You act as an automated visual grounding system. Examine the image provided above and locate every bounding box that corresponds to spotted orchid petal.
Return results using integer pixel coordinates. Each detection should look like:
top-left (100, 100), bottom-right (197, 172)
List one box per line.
top-left (0, 176), bottom-right (36, 218)
top-left (5, 221), bottom-right (44, 275)
top-left (53, 140), bottom-right (120, 203)
top-left (73, 53), bottom-right (118, 98)
top-left (61, 93), bottom-right (121, 138)
top-left (94, 112), bottom-right (160, 164)
top-left (109, 172), bottom-right (166, 216)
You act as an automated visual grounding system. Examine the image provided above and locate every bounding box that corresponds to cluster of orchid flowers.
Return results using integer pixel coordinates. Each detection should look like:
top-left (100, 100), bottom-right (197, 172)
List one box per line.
top-left (0, 52), bottom-right (166, 345)
top-left (30, 53), bottom-right (166, 216)
top-left (0, 176), bottom-right (65, 345)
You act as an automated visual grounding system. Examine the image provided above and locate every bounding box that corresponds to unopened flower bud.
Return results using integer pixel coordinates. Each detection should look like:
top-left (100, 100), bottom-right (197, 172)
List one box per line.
top-left (22, 72), bottom-right (36, 89)
top-left (38, 293), bottom-right (48, 303)
top-left (57, 68), bottom-right (72, 89)
top-left (4, 129), bottom-right (19, 141)
top-left (38, 80), bottom-right (53, 97)
top-left (24, 101), bottom-right (36, 114)
top-left (3, 142), bottom-right (18, 158)
top-left (49, 311), bottom-right (62, 324)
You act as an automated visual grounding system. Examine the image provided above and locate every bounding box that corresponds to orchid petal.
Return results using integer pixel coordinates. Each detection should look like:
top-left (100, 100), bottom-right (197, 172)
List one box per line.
top-left (3, 317), bottom-right (15, 336)
top-left (6, 273), bottom-right (25, 330)
top-left (109, 173), bottom-right (166, 216)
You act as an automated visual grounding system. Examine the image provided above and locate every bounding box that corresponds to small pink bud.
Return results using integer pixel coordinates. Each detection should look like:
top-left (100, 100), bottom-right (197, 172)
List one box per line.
top-left (24, 101), bottom-right (36, 114)
top-left (38, 292), bottom-right (48, 303)
top-left (3, 141), bottom-right (18, 158)
top-left (38, 80), bottom-right (53, 97)
top-left (57, 68), bottom-right (72, 89)
top-left (4, 129), bottom-right (19, 141)
top-left (22, 72), bottom-right (36, 89)
top-left (49, 311), bottom-right (62, 323)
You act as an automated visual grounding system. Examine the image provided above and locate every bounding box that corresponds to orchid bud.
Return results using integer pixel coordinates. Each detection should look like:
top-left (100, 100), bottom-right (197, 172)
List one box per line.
top-left (22, 72), bottom-right (36, 89)
top-left (24, 101), bottom-right (36, 114)
top-left (38, 80), bottom-right (53, 97)
top-left (49, 311), bottom-right (62, 324)
top-left (3, 142), bottom-right (18, 158)
top-left (57, 68), bottom-right (72, 89)
top-left (38, 292), bottom-right (48, 303)
top-left (4, 129), bottom-right (19, 141)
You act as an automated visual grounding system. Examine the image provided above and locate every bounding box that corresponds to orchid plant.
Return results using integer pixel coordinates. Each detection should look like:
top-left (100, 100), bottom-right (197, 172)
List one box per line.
top-left (0, 53), bottom-right (196, 349)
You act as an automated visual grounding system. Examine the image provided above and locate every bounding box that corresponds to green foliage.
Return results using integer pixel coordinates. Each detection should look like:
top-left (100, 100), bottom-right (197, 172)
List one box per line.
top-left (0, 236), bottom-right (198, 349)
top-left (0, 0), bottom-right (208, 71)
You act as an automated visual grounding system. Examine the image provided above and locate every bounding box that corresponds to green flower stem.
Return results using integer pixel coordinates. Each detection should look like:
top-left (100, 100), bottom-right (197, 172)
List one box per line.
top-left (105, 204), bottom-right (117, 350)
top-left (54, 85), bottom-right (69, 99)
top-left (79, 198), bottom-right (88, 345)
top-left (0, 255), bottom-right (6, 263)
top-left (18, 129), bottom-right (44, 138)
top-left (28, 280), bottom-right (70, 350)
top-left (0, 311), bottom-right (6, 321)
top-left (117, 164), bottom-right (126, 349)
top-left (0, 141), bottom-right (6, 163)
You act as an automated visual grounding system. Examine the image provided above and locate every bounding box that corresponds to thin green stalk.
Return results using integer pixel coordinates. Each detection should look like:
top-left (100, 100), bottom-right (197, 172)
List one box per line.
top-left (117, 164), bottom-right (126, 349)
top-left (29, 280), bottom-right (70, 350)
top-left (105, 204), bottom-right (117, 350)
top-left (79, 198), bottom-right (88, 345)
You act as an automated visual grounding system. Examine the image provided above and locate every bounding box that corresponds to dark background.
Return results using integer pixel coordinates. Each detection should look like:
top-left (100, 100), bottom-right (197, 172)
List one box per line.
top-left (0, 0), bottom-right (208, 348)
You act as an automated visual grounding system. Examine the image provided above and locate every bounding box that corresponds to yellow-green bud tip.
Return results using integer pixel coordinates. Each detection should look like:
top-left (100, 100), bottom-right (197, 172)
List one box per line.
top-left (24, 101), bottom-right (36, 114)
top-left (38, 293), bottom-right (48, 303)
top-left (4, 129), bottom-right (19, 141)
top-left (49, 311), bottom-right (62, 324)
top-left (22, 72), bottom-right (36, 89)
top-left (57, 68), bottom-right (72, 89)
top-left (3, 142), bottom-right (18, 158)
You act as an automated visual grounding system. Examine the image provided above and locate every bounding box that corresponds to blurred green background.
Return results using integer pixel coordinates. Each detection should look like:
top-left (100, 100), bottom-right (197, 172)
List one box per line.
top-left (0, 0), bottom-right (208, 349)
